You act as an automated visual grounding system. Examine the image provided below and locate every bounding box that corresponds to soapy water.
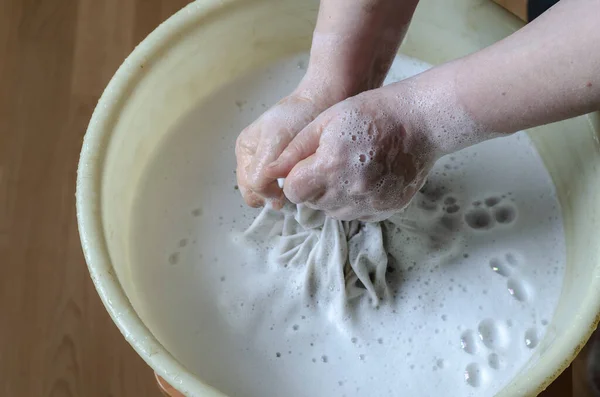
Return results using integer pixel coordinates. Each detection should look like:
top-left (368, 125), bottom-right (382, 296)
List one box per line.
top-left (129, 53), bottom-right (566, 397)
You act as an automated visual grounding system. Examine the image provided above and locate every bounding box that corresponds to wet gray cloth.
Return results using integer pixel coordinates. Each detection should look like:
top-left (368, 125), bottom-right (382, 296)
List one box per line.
top-left (241, 196), bottom-right (461, 308)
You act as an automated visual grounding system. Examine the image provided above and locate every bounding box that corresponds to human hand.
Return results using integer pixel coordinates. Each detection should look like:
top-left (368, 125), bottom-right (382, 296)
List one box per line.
top-left (265, 86), bottom-right (443, 222)
top-left (234, 47), bottom-right (404, 210)
top-left (235, 92), bottom-right (328, 209)
top-left (263, 64), bottom-right (496, 222)
top-left (235, 0), bottom-right (420, 209)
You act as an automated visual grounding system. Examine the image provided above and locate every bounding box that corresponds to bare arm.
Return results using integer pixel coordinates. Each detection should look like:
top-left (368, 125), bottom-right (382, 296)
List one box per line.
top-left (268, 0), bottom-right (600, 220)
top-left (297, 0), bottom-right (420, 102)
top-left (236, 0), bottom-right (419, 208)
top-left (413, 0), bottom-right (600, 144)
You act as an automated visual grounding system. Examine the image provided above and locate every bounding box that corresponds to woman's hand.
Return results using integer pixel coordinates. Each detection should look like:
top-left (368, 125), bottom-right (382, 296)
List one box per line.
top-left (235, 0), bottom-right (420, 209)
top-left (235, 93), bottom-right (327, 209)
top-left (266, 86), bottom-right (442, 221)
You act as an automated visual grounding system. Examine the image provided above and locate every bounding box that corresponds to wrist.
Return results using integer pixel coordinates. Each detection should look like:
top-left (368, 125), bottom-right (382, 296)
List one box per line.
top-left (295, 24), bottom-right (409, 107)
top-left (387, 62), bottom-right (498, 157)
top-left (291, 64), bottom-right (358, 110)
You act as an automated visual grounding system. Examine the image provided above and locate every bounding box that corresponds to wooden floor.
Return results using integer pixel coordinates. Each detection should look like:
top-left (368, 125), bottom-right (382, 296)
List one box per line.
top-left (0, 0), bottom-right (577, 396)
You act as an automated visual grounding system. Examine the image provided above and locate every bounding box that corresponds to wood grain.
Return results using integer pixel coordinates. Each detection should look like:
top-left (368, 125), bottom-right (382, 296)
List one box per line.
top-left (0, 0), bottom-right (582, 395)
top-left (0, 1), bottom-right (190, 396)
top-left (493, 0), bottom-right (528, 21)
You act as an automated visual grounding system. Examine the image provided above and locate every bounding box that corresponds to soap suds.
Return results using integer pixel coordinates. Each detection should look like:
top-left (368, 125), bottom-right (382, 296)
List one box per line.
top-left (129, 53), bottom-right (566, 397)
top-left (238, 197), bottom-right (461, 312)
top-left (282, 93), bottom-right (436, 221)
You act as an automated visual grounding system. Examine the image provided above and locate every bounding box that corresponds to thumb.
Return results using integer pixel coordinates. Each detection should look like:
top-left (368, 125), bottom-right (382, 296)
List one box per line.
top-left (265, 118), bottom-right (325, 178)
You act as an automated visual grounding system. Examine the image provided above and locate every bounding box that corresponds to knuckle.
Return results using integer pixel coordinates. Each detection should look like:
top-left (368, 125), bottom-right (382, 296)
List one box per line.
top-left (244, 192), bottom-right (264, 208)
top-left (247, 199), bottom-right (262, 208)
top-left (247, 179), bottom-right (266, 194)
top-left (282, 182), bottom-right (304, 204)
top-left (235, 134), bottom-right (251, 157)
top-left (246, 167), bottom-right (267, 189)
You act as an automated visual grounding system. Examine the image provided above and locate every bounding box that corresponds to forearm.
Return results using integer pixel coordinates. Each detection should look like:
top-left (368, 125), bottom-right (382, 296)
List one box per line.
top-left (454, 0), bottom-right (600, 134)
top-left (295, 0), bottom-right (420, 104)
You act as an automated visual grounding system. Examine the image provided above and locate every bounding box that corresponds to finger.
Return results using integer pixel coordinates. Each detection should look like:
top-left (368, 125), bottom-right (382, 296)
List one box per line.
top-left (245, 190), bottom-right (266, 208)
top-left (246, 126), bottom-right (296, 200)
top-left (245, 101), bottom-right (311, 198)
top-left (239, 163), bottom-right (282, 209)
top-left (246, 151), bottom-right (282, 199)
top-left (283, 154), bottom-right (327, 204)
top-left (235, 136), bottom-right (256, 200)
top-left (266, 119), bottom-right (325, 179)
top-left (238, 182), bottom-right (265, 208)
top-left (252, 179), bottom-right (284, 203)
top-left (268, 193), bottom-right (286, 210)
top-left (267, 178), bottom-right (287, 210)
top-left (244, 155), bottom-right (284, 203)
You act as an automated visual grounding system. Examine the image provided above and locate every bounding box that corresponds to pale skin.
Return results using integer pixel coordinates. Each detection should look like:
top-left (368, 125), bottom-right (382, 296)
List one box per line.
top-left (235, 0), bottom-right (600, 221)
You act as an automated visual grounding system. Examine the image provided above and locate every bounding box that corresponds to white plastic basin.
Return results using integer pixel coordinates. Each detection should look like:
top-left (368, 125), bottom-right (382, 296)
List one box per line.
top-left (76, 0), bottom-right (600, 395)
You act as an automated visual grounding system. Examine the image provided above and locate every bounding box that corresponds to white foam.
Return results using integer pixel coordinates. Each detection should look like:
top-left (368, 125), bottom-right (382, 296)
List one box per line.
top-left (129, 53), bottom-right (566, 397)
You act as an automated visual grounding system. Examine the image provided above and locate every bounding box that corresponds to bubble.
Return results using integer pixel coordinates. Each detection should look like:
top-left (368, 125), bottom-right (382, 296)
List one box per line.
top-left (440, 215), bottom-right (460, 231)
top-left (436, 359), bottom-right (446, 369)
top-left (168, 252), bottom-right (180, 265)
top-left (478, 319), bottom-right (509, 350)
top-left (417, 199), bottom-right (437, 211)
top-left (507, 278), bottom-right (530, 302)
top-left (484, 197), bottom-right (500, 207)
top-left (446, 204), bottom-right (460, 214)
top-left (541, 319), bottom-right (549, 326)
top-left (293, 324), bottom-right (299, 331)
top-left (235, 100), bottom-right (246, 110)
top-left (465, 209), bottom-right (492, 229)
top-left (378, 338), bottom-right (384, 344)
top-left (359, 154), bottom-right (366, 163)
top-left (460, 330), bottom-right (478, 354)
top-left (494, 206), bottom-right (516, 224)
top-left (444, 196), bottom-right (457, 205)
top-left (351, 337), bottom-right (358, 344)
top-left (489, 258), bottom-right (511, 277)
top-left (524, 328), bottom-right (539, 349)
top-left (505, 253), bottom-right (518, 266)
top-left (191, 208), bottom-right (203, 217)
top-left (321, 355), bottom-right (328, 363)
top-left (179, 238), bottom-right (188, 248)
top-left (464, 363), bottom-right (485, 387)
top-left (276, 352), bottom-right (281, 358)
top-left (488, 353), bottom-right (502, 370)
